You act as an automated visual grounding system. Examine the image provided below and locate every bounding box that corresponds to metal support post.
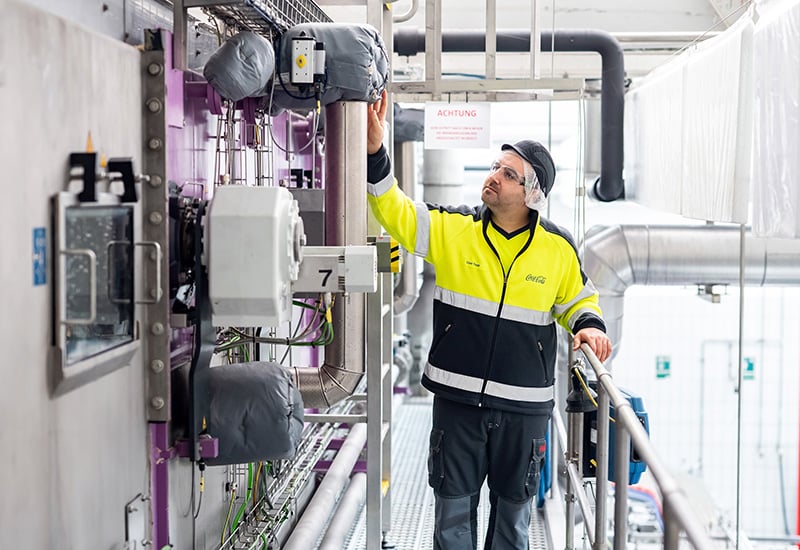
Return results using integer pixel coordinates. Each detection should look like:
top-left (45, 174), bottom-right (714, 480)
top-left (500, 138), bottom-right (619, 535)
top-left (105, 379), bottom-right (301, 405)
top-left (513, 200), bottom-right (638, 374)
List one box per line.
top-left (613, 425), bottom-right (630, 550)
top-left (663, 497), bottom-right (681, 550)
top-left (565, 409), bottom-right (583, 550)
top-left (594, 385), bottom-right (610, 549)
top-left (367, 272), bottom-right (392, 549)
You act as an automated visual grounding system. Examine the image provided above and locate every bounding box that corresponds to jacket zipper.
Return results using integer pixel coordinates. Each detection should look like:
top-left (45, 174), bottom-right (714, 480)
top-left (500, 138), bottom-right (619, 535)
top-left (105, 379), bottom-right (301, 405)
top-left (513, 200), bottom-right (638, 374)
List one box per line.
top-left (537, 340), bottom-right (550, 385)
top-left (430, 323), bottom-right (452, 357)
top-left (478, 219), bottom-right (536, 406)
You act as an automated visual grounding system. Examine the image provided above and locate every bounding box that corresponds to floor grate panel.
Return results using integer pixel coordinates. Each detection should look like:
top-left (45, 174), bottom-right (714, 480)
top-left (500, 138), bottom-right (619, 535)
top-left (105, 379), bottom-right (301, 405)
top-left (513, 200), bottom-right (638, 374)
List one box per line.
top-left (342, 397), bottom-right (551, 550)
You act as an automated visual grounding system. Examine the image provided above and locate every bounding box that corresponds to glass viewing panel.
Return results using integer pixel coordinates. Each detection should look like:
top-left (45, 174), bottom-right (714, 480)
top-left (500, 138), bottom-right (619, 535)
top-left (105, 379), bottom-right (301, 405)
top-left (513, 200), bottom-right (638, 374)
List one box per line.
top-left (64, 205), bottom-right (135, 364)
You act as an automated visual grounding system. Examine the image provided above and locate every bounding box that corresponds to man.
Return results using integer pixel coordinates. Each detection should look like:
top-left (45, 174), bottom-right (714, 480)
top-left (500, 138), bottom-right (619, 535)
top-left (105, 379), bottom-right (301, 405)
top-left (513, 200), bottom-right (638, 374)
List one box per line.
top-left (366, 90), bottom-right (611, 549)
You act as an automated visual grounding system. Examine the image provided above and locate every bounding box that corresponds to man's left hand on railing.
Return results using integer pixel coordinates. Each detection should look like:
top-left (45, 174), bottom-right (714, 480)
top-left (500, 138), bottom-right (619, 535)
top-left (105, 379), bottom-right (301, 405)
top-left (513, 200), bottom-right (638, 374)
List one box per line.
top-left (573, 328), bottom-right (612, 363)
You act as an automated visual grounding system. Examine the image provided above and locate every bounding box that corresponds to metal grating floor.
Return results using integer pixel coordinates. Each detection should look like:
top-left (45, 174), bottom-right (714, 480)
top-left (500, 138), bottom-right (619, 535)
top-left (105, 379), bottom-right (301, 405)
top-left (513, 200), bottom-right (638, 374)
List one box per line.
top-left (343, 396), bottom-right (551, 550)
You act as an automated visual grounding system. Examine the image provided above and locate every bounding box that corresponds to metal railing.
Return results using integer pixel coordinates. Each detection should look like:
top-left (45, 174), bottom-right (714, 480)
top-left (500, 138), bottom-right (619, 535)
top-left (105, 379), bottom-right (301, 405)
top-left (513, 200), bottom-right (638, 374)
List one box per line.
top-left (559, 343), bottom-right (715, 550)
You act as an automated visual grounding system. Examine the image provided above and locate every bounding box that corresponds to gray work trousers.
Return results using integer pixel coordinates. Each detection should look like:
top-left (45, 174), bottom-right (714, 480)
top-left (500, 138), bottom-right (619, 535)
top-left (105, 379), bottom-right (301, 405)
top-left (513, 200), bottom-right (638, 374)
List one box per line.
top-left (428, 396), bottom-right (549, 550)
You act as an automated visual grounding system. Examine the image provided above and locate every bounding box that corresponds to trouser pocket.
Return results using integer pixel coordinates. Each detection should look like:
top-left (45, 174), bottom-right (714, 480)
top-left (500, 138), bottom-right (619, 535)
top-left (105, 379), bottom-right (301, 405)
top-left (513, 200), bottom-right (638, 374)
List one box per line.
top-left (524, 437), bottom-right (547, 498)
top-left (427, 428), bottom-right (445, 491)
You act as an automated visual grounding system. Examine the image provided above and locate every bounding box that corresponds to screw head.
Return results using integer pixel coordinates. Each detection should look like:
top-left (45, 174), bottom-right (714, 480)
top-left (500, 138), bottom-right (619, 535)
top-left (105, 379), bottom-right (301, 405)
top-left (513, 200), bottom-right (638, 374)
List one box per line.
top-left (150, 360), bottom-right (164, 373)
top-left (147, 138), bottom-right (162, 151)
top-left (151, 396), bottom-right (165, 410)
top-left (148, 212), bottom-right (163, 225)
top-left (146, 98), bottom-right (162, 113)
top-left (150, 322), bottom-right (164, 335)
top-left (147, 62), bottom-right (163, 76)
top-left (149, 175), bottom-right (163, 188)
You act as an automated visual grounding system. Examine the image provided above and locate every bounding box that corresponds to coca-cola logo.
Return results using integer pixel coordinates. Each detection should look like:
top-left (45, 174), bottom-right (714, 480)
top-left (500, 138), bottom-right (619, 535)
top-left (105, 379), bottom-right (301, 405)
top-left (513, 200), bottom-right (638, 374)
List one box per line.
top-left (526, 274), bottom-right (546, 284)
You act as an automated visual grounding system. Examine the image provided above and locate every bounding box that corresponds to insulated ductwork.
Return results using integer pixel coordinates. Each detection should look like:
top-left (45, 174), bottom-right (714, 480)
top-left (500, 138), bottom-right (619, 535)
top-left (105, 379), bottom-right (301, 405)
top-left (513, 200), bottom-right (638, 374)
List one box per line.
top-left (292, 101), bottom-right (367, 408)
top-left (583, 225), bottom-right (800, 358)
top-left (393, 28), bottom-right (625, 201)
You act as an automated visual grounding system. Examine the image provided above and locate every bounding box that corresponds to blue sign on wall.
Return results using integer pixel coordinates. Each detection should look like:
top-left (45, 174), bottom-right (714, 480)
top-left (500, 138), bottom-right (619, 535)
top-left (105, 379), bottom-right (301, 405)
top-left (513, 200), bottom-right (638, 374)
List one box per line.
top-left (33, 227), bottom-right (46, 286)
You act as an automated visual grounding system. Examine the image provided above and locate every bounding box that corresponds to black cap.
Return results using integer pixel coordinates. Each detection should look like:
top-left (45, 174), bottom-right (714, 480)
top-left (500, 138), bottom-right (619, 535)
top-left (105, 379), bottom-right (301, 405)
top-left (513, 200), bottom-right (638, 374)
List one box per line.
top-left (501, 140), bottom-right (556, 196)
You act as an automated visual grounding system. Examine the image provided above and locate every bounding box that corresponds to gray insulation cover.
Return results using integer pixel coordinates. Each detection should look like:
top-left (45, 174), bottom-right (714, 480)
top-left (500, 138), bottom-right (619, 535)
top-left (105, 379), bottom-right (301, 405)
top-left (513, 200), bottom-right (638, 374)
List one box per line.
top-left (203, 31), bottom-right (275, 101)
top-left (271, 23), bottom-right (388, 112)
top-left (205, 362), bottom-right (304, 466)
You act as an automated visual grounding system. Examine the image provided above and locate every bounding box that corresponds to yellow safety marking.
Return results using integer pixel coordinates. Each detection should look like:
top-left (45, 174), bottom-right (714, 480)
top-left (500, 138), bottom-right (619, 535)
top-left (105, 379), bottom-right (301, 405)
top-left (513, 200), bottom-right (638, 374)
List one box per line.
top-left (381, 479), bottom-right (390, 496)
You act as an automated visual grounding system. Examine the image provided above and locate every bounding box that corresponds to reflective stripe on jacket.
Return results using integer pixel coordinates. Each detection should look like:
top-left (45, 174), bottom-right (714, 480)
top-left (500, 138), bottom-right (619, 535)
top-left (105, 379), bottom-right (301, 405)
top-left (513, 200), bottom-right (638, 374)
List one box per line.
top-left (368, 172), bottom-right (604, 414)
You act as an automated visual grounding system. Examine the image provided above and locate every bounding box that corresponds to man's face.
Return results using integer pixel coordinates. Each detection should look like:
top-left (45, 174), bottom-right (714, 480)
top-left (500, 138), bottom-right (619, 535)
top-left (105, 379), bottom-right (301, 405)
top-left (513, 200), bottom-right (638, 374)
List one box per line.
top-left (481, 151), bottom-right (527, 211)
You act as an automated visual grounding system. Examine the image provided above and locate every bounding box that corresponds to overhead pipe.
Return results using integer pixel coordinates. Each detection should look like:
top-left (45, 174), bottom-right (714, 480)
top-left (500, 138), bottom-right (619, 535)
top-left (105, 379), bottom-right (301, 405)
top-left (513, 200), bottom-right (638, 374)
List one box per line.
top-left (292, 101), bottom-right (367, 407)
top-left (393, 28), bottom-right (626, 201)
top-left (283, 424), bottom-right (367, 550)
top-left (583, 225), bottom-right (800, 358)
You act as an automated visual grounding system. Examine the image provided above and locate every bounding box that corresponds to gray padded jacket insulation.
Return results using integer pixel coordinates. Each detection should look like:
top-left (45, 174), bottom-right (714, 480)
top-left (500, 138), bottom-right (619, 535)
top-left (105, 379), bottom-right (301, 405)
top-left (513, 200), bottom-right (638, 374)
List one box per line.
top-left (205, 362), bottom-right (304, 466)
top-left (203, 31), bottom-right (275, 101)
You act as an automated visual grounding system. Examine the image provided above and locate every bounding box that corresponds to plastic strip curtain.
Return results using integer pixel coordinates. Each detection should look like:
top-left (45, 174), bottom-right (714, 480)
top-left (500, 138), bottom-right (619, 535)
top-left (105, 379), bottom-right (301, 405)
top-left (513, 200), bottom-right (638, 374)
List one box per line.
top-left (751, 0), bottom-right (800, 238)
top-left (624, 14), bottom-right (754, 224)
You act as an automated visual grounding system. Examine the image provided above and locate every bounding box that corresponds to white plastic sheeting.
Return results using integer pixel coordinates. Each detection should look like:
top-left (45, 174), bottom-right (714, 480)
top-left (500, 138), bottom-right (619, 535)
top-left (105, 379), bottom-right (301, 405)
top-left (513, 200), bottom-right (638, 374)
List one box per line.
top-left (751, 0), bottom-right (800, 237)
top-left (624, 14), bottom-right (754, 223)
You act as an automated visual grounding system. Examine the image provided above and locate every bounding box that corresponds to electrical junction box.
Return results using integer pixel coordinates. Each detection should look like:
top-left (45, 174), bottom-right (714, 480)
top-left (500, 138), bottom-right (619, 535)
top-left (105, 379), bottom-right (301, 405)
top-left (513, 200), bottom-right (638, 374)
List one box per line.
top-left (293, 245), bottom-right (377, 294)
top-left (291, 36), bottom-right (315, 85)
top-left (207, 186), bottom-right (305, 327)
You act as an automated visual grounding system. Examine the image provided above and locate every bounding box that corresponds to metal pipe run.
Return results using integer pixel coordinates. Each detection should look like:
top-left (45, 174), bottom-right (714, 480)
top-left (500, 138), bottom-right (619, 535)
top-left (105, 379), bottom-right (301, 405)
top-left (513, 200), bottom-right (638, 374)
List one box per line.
top-left (318, 472), bottom-right (367, 550)
top-left (393, 28), bottom-right (626, 201)
top-left (393, 141), bottom-right (420, 316)
top-left (292, 101), bottom-right (368, 408)
top-left (283, 423), bottom-right (368, 550)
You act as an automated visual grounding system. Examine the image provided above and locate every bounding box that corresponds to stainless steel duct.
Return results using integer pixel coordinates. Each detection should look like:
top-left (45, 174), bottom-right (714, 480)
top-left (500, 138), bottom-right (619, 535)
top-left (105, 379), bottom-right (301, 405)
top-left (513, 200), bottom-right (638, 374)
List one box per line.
top-left (393, 141), bottom-right (420, 316)
top-left (583, 224), bottom-right (800, 357)
top-left (292, 101), bottom-right (367, 408)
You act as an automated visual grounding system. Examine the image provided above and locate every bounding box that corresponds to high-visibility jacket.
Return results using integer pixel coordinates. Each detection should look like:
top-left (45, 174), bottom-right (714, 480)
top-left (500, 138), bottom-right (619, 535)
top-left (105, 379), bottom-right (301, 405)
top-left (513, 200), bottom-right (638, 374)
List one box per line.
top-left (367, 149), bottom-right (605, 414)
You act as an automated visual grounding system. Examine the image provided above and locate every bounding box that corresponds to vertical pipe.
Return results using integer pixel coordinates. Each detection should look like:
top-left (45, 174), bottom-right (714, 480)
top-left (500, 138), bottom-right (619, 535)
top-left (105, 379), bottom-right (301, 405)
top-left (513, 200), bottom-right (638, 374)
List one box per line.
top-left (324, 100), bottom-right (367, 378)
top-left (663, 498), bottom-right (681, 550)
top-left (594, 386), bottom-right (610, 549)
top-left (393, 141), bottom-right (420, 316)
top-left (736, 223), bottom-right (746, 550)
top-left (485, 0), bottom-right (497, 80)
top-left (566, 410), bottom-right (584, 550)
top-left (172, 0), bottom-right (187, 70)
top-left (613, 426), bottom-right (630, 550)
top-left (293, 101), bottom-right (367, 407)
top-left (425, 0), bottom-right (442, 99)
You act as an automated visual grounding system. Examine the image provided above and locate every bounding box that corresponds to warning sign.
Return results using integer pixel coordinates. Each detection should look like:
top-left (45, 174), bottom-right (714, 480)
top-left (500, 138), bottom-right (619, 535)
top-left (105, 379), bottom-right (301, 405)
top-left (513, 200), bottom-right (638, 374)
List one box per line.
top-left (424, 102), bottom-right (491, 149)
